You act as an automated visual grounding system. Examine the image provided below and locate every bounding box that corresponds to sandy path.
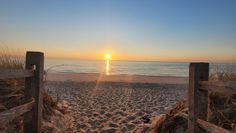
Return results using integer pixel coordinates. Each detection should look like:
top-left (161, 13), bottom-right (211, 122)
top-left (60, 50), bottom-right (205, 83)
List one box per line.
top-left (45, 81), bottom-right (187, 133)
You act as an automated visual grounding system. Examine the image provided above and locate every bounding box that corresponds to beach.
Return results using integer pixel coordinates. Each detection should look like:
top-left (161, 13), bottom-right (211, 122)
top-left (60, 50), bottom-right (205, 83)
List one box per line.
top-left (46, 73), bottom-right (188, 84)
top-left (45, 74), bottom-right (187, 132)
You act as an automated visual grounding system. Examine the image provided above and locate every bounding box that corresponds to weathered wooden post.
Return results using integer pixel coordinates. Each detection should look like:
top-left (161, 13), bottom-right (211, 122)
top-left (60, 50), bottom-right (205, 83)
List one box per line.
top-left (24, 51), bottom-right (44, 133)
top-left (188, 63), bottom-right (209, 133)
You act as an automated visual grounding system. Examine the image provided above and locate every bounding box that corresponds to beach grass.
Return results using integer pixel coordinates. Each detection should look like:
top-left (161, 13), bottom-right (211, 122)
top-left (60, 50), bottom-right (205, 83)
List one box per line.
top-left (0, 50), bottom-right (24, 69)
top-left (210, 69), bottom-right (236, 81)
top-left (0, 51), bottom-right (25, 132)
top-left (0, 51), bottom-right (72, 132)
top-left (153, 70), bottom-right (236, 133)
top-left (208, 70), bottom-right (236, 131)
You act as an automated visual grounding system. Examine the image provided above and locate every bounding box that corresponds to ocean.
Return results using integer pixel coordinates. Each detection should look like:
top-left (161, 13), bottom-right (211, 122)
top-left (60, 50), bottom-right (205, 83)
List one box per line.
top-left (45, 59), bottom-right (236, 77)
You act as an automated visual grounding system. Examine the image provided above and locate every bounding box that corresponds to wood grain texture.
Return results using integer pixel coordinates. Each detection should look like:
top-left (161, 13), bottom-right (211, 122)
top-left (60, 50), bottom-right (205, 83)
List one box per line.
top-left (0, 69), bottom-right (34, 79)
top-left (188, 63), bottom-right (209, 133)
top-left (0, 99), bottom-right (34, 125)
top-left (24, 51), bottom-right (44, 133)
top-left (197, 119), bottom-right (234, 133)
top-left (200, 81), bottom-right (236, 95)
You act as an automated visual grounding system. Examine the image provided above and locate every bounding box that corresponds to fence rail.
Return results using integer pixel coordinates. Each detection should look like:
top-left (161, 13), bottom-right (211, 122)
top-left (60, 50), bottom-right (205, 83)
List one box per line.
top-left (197, 119), bottom-right (234, 133)
top-left (200, 81), bottom-right (236, 95)
top-left (188, 63), bottom-right (236, 133)
top-left (0, 51), bottom-right (44, 133)
top-left (0, 99), bottom-right (35, 124)
top-left (0, 69), bottom-right (34, 79)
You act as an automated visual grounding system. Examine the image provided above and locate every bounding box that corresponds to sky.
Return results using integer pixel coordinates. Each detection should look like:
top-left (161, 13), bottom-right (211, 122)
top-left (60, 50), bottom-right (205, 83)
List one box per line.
top-left (0, 0), bottom-right (236, 62)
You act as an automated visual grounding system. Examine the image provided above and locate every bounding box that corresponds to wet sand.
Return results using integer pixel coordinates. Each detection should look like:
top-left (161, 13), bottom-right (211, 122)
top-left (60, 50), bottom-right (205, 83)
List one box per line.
top-left (46, 73), bottom-right (188, 84)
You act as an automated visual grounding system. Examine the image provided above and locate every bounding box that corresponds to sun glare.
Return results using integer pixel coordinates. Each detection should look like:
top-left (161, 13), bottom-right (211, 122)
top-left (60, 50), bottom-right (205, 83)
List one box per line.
top-left (105, 53), bottom-right (111, 60)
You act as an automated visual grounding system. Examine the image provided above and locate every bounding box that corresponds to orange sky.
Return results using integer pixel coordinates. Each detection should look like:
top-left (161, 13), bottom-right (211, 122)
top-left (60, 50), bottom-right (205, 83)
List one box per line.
top-left (38, 48), bottom-right (235, 63)
top-left (1, 43), bottom-right (235, 63)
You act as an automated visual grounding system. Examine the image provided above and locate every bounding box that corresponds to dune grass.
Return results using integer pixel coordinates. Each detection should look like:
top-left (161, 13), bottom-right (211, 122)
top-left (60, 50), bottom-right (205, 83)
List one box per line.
top-left (0, 50), bottom-right (24, 69)
top-left (154, 70), bottom-right (236, 133)
top-left (210, 69), bottom-right (236, 81)
top-left (0, 51), bottom-right (68, 132)
top-left (208, 70), bottom-right (236, 131)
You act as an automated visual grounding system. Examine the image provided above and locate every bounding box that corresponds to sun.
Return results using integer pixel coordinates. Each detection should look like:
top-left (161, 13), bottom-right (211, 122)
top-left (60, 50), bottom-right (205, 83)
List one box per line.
top-left (105, 53), bottom-right (111, 60)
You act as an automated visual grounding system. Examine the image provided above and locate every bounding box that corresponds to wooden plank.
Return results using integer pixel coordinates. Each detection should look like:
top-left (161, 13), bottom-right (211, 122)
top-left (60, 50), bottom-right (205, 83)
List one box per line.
top-left (200, 81), bottom-right (236, 95)
top-left (24, 51), bottom-right (44, 133)
top-left (197, 119), bottom-right (234, 133)
top-left (188, 63), bottom-right (209, 133)
top-left (0, 99), bottom-right (34, 125)
top-left (0, 69), bottom-right (34, 79)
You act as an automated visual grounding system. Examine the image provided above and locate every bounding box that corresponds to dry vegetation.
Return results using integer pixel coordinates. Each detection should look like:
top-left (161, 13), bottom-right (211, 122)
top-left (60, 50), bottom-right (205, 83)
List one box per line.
top-left (0, 50), bottom-right (24, 70)
top-left (0, 51), bottom-right (26, 132)
top-left (152, 70), bottom-right (236, 133)
top-left (208, 70), bottom-right (236, 131)
top-left (210, 69), bottom-right (236, 81)
top-left (0, 51), bottom-right (72, 133)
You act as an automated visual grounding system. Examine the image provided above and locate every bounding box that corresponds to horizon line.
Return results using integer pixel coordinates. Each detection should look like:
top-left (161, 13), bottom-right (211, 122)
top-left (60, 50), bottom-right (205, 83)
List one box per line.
top-left (45, 57), bottom-right (236, 64)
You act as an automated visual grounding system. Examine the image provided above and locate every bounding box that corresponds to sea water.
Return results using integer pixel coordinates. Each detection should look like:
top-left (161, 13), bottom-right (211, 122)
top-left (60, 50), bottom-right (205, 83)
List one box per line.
top-left (45, 59), bottom-right (236, 77)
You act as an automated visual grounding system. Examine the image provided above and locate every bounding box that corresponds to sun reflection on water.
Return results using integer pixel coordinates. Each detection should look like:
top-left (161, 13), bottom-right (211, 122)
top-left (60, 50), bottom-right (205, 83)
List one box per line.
top-left (106, 60), bottom-right (110, 75)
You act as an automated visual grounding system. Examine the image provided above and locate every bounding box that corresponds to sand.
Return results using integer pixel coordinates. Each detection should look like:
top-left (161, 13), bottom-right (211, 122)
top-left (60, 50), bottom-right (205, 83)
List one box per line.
top-left (45, 74), bottom-right (187, 132)
top-left (46, 73), bottom-right (188, 84)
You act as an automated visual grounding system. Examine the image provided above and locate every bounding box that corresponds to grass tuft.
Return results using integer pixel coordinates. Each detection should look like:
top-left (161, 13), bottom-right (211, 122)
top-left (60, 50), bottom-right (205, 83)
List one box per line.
top-left (0, 50), bottom-right (24, 69)
top-left (153, 69), bottom-right (236, 132)
top-left (210, 69), bottom-right (236, 81)
top-left (0, 50), bottom-right (67, 132)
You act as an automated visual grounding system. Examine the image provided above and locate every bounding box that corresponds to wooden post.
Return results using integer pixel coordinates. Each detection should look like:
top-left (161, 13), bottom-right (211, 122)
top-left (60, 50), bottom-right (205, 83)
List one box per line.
top-left (24, 51), bottom-right (44, 133)
top-left (188, 63), bottom-right (209, 133)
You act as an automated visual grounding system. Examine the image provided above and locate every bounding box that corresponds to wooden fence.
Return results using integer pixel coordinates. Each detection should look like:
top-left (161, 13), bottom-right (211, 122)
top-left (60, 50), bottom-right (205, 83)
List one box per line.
top-left (188, 63), bottom-right (236, 133)
top-left (0, 51), bottom-right (44, 133)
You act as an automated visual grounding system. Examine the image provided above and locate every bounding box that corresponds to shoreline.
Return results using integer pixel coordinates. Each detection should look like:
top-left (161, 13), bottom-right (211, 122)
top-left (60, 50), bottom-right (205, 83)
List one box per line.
top-left (46, 73), bottom-right (188, 84)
